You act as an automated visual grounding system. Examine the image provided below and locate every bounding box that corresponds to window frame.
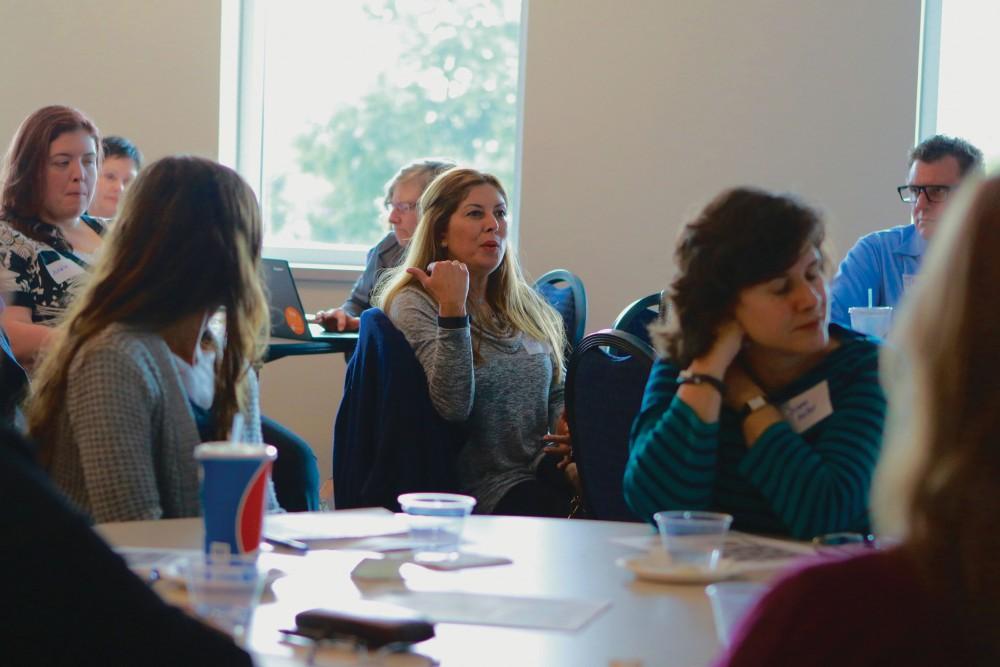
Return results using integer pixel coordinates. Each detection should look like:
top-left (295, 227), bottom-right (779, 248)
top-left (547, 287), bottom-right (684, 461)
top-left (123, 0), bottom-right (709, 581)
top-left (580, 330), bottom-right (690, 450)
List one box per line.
top-left (915, 0), bottom-right (942, 142)
top-left (221, 0), bottom-right (527, 270)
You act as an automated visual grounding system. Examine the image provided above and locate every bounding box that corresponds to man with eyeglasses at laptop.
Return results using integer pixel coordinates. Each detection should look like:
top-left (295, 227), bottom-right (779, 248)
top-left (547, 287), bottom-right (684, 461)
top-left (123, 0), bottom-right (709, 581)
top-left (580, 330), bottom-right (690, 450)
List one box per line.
top-left (314, 159), bottom-right (455, 332)
top-left (830, 135), bottom-right (983, 328)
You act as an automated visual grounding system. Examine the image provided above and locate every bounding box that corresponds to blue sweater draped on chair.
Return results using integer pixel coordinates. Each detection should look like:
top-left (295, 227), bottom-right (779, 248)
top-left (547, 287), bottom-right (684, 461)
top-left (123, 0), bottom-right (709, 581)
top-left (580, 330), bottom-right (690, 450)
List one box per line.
top-left (332, 308), bottom-right (465, 511)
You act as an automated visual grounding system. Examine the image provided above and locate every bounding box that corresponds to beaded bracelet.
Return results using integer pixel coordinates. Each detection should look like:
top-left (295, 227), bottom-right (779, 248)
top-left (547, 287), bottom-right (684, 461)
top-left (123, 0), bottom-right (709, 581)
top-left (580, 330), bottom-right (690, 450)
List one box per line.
top-left (677, 371), bottom-right (727, 396)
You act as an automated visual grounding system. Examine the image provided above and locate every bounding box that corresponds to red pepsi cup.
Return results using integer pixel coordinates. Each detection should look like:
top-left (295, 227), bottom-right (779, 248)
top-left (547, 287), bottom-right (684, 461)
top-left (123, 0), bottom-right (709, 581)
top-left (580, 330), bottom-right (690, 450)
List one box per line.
top-left (194, 443), bottom-right (277, 562)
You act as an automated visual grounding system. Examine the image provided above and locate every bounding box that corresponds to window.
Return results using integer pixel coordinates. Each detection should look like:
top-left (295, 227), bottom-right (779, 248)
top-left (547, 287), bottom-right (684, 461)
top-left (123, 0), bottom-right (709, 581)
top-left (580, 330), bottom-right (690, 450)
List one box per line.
top-left (919, 0), bottom-right (1000, 161)
top-left (226, 0), bottom-right (525, 267)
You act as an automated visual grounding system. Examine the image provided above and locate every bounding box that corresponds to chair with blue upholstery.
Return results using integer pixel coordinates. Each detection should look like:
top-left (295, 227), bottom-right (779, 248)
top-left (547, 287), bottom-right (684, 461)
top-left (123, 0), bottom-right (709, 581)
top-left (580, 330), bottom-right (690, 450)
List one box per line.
top-left (565, 329), bottom-right (655, 522)
top-left (612, 292), bottom-right (665, 347)
top-left (533, 269), bottom-right (587, 351)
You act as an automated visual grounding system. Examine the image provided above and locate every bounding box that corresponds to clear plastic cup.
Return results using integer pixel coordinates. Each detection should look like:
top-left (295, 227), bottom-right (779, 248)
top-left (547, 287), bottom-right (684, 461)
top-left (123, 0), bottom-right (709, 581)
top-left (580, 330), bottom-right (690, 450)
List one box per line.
top-left (653, 510), bottom-right (733, 570)
top-left (848, 306), bottom-right (893, 339)
top-left (177, 556), bottom-right (265, 642)
top-left (706, 582), bottom-right (767, 646)
top-left (397, 492), bottom-right (476, 557)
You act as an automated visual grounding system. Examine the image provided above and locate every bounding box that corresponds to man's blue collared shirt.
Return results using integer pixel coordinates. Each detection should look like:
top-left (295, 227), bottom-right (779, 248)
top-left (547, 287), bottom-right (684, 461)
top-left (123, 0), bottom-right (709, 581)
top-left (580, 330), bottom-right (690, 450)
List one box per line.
top-left (829, 223), bottom-right (927, 327)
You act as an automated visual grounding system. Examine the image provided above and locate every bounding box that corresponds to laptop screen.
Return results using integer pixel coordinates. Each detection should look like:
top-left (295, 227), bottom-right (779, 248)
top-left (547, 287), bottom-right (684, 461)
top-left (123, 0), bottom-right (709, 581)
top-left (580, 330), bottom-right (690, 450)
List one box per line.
top-left (261, 258), bottom-right (310, 340)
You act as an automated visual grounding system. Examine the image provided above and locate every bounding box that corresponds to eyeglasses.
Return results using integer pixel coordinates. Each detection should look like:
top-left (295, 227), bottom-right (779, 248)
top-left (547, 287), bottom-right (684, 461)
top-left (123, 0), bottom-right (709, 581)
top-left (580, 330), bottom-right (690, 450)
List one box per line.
top-left (897, 184), bottom-right (953, 204)
top-left (384, 201), bottom-right (419, 214)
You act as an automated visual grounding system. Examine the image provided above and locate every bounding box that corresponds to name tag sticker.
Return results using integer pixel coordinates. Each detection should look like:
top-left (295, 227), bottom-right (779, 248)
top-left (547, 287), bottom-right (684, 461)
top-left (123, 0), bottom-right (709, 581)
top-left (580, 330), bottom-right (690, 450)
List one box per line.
top-left (903, 273), bottom-right (916, 293)
top-left (522, 338), bottom-right (548, 355)
top-left (44, 258), bottom-right (85, 284)
top-left (778, 381), bottom-right (833, 434)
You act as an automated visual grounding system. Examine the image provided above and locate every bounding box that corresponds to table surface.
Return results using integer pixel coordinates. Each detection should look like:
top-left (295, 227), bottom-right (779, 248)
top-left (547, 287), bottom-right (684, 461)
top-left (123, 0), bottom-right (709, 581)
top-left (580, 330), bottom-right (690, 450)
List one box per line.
top-left (97, 515), bottom-right (781, 667)
top-left (265, 333), bottom-right (359, 363)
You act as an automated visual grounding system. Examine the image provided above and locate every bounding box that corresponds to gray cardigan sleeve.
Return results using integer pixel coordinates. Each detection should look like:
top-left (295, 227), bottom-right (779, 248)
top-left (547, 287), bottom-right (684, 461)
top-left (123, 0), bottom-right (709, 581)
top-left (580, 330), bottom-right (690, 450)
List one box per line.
top-left (388, 287), bottom-right (474, 422)
top-left (66, 344), bottom-right (165, 523)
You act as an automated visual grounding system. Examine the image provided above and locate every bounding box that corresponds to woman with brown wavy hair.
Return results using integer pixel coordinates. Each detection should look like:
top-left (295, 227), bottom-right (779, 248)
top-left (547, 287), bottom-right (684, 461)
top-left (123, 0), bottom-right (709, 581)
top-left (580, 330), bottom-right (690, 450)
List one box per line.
top-left (0, 105), bottom-right (106, 368)
top-left (29, 155), bottom-right (275, 523)
top-left (624, 187), bottom-right (886, 538)
top-left (716, 174), bottom-right (1000, 666)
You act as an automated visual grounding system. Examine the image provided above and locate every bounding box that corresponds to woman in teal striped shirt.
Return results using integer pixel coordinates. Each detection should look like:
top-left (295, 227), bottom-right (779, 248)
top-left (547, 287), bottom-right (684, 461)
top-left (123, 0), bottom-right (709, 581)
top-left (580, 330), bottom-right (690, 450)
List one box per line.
top-left (624, 188), bottom-right (886, 539)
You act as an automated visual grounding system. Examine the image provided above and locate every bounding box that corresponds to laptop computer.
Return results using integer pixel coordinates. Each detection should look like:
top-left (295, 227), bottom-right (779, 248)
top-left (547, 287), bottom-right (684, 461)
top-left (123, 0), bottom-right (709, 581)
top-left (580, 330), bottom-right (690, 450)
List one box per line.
top-left (262, 257), bottom-right (353, 341)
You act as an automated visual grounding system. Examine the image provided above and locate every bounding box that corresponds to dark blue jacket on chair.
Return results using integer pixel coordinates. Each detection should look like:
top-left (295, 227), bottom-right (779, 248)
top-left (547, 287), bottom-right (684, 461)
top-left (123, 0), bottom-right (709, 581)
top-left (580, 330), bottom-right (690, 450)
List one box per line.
top-left (332, 308), bottom-right (465, 511)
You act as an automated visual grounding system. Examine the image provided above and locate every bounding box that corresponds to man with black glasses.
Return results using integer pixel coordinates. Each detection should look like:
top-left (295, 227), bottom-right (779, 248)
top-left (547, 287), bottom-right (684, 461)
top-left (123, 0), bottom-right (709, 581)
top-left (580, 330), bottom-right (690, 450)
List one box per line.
top-left (830, 135), bottom-right (983, 327)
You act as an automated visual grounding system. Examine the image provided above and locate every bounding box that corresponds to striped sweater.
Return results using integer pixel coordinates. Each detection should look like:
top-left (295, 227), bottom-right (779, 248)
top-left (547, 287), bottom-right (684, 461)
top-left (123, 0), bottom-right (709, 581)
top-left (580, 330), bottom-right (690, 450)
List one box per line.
top-left (623, 326), bottom-right (885, 539)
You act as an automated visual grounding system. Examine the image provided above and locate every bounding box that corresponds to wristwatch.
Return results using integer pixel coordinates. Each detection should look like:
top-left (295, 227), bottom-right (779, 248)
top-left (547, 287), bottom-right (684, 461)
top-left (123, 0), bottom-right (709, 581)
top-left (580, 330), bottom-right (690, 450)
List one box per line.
top-left (739, 395), bottom-right (769, 420)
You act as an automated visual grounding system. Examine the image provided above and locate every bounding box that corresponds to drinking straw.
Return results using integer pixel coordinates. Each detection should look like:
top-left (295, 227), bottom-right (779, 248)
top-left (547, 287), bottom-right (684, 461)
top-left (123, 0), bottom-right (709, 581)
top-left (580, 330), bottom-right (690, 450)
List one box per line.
top-left (230, 414), bottom-right (244, 443)
top-left (867, 288), bottom-right (873, 309)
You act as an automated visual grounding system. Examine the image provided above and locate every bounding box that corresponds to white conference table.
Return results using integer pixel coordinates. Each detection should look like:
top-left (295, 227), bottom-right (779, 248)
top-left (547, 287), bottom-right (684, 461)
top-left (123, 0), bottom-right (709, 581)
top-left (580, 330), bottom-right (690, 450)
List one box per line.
top-left (97, 515), bottom-right (789, 667)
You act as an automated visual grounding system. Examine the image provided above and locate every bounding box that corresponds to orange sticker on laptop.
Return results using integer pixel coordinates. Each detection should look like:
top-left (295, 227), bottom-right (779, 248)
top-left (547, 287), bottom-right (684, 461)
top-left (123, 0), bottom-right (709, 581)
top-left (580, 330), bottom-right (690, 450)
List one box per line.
top-left (284, 307), bottom-right (306, 335)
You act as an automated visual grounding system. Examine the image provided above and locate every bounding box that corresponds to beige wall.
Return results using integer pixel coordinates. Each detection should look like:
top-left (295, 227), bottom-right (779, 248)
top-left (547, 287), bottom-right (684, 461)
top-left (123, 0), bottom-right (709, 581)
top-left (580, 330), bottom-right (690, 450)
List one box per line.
top-left (257, 280), bottom-right (350, 481)
top-left (0, 0), bottom-right (922, 482)
top-left (0, 0), bottom-right (222, 161)
top-left (519, 0), bottom-right (921, 328)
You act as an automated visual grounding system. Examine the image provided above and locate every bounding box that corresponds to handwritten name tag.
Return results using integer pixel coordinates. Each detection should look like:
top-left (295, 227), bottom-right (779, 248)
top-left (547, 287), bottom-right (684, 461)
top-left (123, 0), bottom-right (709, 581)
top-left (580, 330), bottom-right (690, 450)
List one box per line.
top-left (778, 381), bottom-right (833, 434)
top-left (44, 258), bottom-right (85, 284)
top-left (903, 273), bottom-right (916, 293)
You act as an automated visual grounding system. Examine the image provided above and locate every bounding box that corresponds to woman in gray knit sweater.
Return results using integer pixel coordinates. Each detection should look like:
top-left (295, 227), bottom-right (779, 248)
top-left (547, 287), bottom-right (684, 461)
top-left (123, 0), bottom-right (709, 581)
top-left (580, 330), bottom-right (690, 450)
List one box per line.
top-left (374, 168), bottom-right (572, 516)
top-left (28, 156), bottom-right (275, 523)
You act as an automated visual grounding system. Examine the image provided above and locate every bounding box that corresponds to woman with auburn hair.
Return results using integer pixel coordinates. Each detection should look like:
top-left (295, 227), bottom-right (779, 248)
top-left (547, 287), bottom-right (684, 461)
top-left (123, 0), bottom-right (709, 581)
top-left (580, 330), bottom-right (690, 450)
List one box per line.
top-left (0, 105), bottom-right (106, 367)
top-left (624, 188), bottom-right (886, 539)
top-left (30, 155), bottom-right (277, 523)
top-left (715, 174), bottom-right (1000, 667)
top-left (374, 167), bottom-right (572, 516)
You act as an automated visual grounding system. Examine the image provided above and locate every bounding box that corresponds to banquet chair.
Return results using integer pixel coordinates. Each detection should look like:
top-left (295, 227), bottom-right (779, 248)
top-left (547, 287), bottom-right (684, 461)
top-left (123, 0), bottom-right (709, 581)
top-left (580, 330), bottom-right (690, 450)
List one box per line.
top-left (612, 291), bottom-right (665, 347)
top-left (565, 329), bottom-right (655, 521)
top-left (533, 269), bottom-right (587, 352)
top-left (261, 415), bottom-right (321, 512)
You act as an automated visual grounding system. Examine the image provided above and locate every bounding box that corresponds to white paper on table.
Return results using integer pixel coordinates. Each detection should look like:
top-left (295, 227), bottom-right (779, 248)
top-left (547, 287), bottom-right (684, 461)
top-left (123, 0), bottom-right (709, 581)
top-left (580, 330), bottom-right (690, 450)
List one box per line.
top-left (368, 591), bottom-right (610, 631)
top-left (351, 553), bottom-right (512, 580)
top-left (611, 531), bottom-right (817, 571)
top-left (336, 534), bottom-right (424, 553)
top-left (263, 507), bottom-right (408, 546)
top-left (415, 552), bottom-right (512, 571)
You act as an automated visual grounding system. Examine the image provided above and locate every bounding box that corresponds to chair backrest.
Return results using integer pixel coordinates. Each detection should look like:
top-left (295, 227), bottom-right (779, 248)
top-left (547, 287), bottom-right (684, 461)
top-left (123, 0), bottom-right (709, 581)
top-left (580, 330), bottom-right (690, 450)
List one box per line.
top-left (612, 292), bottom-right (665, 347)
top-left (533, 269), bottom-right (587, 351)
top-left (332, 308), bottom-right (465, 511)
top-left (565, 329), bottom-right (655, 521)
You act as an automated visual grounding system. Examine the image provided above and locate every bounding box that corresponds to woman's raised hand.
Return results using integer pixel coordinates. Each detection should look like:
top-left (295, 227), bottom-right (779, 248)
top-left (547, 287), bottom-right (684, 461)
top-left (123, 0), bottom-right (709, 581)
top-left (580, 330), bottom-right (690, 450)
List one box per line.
top-left (689, 319), bottom-right (745, 378)
top-left (407, 260), bottom-right (470, 317)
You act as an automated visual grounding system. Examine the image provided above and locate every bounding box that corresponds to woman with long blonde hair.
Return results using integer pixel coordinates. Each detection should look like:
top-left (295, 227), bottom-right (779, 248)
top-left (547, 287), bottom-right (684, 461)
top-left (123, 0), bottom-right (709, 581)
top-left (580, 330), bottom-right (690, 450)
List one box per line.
top-left (374, 167), bottom-right (571, 516)
top-left (715, 174), bottom-right (1000, 666)
top-left (30, 155), bottom-right (274, 523)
